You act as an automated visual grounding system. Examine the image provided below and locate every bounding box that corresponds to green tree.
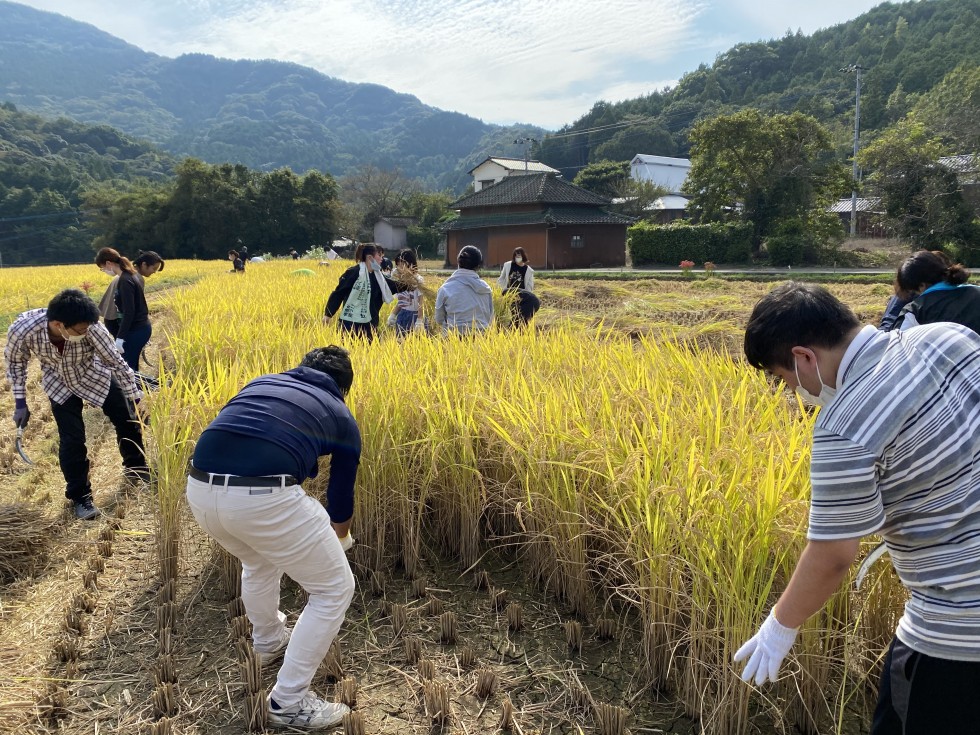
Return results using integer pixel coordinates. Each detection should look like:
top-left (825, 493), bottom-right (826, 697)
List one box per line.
top-left (684, 109), bottom-right (847, 251)
top-left (573, 160), bottom-right (629, 198)
top-left (859, 119), bottom-right (974, 249)
top-left (911, 63), bottom-right (980, 153)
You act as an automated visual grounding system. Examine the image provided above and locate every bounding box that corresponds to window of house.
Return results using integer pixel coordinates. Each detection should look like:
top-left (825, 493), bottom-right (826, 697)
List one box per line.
top-left (479, 179), bottom-right (495, 190)
top-left (571, 235), bottom-right (584, 248)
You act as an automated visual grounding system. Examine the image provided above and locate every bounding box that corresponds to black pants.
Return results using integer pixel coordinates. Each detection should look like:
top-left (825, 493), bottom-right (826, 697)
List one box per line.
top-left (121, 321), bottom-right (152, 371)
top-left (49, 381), bottom-right (146, 503)
top-left (511, 289), bottom-right (540, 326)
top-left (871, 636), bottom-right (980, 734)
top-left (338, 319), bottom-right (375, 341)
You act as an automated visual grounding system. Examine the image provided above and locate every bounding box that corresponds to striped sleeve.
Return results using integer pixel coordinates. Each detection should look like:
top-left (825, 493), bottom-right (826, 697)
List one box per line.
top-left (808, 429), bottom-right (884, 540)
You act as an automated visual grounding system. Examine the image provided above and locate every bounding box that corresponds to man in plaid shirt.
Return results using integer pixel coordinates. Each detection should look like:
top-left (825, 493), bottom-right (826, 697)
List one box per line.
top-left (5, 289), bottom-right (147, 519)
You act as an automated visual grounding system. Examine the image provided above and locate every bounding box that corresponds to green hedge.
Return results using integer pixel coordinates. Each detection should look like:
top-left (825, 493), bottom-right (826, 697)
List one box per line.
top-left (628, 221), bottom-right (753, 265)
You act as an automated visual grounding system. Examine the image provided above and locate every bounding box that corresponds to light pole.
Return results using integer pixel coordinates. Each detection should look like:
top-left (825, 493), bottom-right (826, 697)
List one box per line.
top-left (841, 64), bottom-right (866, 237)
top-left (514, 137), bottom-right (538, 172)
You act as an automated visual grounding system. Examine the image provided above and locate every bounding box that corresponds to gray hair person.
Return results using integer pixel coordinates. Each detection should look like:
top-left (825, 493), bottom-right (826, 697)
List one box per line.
top-left (434, 245), bottom-right (494, 334)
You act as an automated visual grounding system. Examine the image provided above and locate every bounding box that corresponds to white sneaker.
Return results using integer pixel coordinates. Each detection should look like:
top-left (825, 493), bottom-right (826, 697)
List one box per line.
top-left (257, 627), bottom-right (292, 668)
top-left (267, 693), bottom-right (349, 729)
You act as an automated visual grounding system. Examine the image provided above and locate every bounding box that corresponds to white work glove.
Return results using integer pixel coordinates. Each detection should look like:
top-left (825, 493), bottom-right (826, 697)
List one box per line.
top-left (338, 534), bottom-right (354, 552)
top-left (733, 611), bottom-right (799, 685)
top-left (115, 338), bottom-right (125, 353)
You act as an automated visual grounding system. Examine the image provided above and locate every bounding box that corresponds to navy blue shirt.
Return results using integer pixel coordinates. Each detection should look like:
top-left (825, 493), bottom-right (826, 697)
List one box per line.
top-left (192, 367), bottom-right (360, 523)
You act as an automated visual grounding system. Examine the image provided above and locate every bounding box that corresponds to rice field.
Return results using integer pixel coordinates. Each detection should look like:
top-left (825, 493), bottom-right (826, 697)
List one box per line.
top-left (0, 259), bottom-right (904, 735)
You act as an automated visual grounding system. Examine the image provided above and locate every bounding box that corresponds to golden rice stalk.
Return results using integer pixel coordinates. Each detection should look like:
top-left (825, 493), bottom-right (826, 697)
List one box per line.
top-left (475, 667), bottom-right (498, 699)
top-left (404, 636), bottom-right (422, 665)
top-left (229, 614), bottom-right (250, 641)
top-left (564, 621), bottom-right (583, 653)
top-left (221, 548), bottom-right (242, 599)
top-left (426, 597), bottom-right (444, 617)
top-left (343, 710), bottom-right (365, 735)
top-left (75, 592), bottom-right (97, 614)
top-left (499, 695), bottom-right (515, 731)
top-left (157, 602), bottom-right (178, 633)
top-left (226, 597), bottom-right (245, 619)
top-left (411, 578), bottom-right (428, 599)
top-left (82, 570), bottom-right (98, 591)
top-left (595, 618), bottom-right (617, 641)
top-left (54, 635), bottom-right (80, 663)
top-left (417, 658), bottom-right (436, 681)
top-left (64, 608), bottom-right (85, 635)
top-left (245, 690), bottom-right (267, 733)
top-left (158, 578), bottom-right (176, 606)
top-left (158, 628), bottom-right (173, 655)
top-left (88, 555), bottom-right (105, 573)
top-left (38, 682), bottom-right (68, 724)
top-left (595, 702), bottom-right (629, 735)
top-left (459, 646), bottom-right (477, 669)
top-left (323, 640), bottom-right (344, 682)
top-left (370, 571), bottom-right (385, 597)
top-left (240, 646), bottom-right (261, 693)
top-left (390, 603), bottom-right (408, 639)
top-left (155, 654), bottom-right (178, 686)
top-left (152, 682), bottom-right (179, 718)
top-left (506, 603), bottom-right (523, 632)
top-left (149, 717), bottom-right (172, 735)
top-left (491, 588), bottom-right (509, 612)
top-left (422, 680), bottom-right (452, 726)
top-left (99, 526), bottom-right (115, 542)
top-left (159, 529), bottom-right (179, 582)
top-left (0, 504), bottom-right (55, 582)
top-left (439, 612), bottom-right (457, 644)
top-left (337, 676), bottom-right (358, 707)
top-left (97, 540), bottom-right (113, 558)
top-left (473, 570), bottom-right (491, 591)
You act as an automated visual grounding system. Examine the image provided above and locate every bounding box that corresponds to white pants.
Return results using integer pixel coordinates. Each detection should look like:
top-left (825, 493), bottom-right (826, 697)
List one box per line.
top-left (186, 476), bottom-right (355, 707)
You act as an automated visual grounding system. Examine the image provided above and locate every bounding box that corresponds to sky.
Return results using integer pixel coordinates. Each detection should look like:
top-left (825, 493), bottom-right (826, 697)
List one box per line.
top-left (17, 0), bottom-right (888, 129)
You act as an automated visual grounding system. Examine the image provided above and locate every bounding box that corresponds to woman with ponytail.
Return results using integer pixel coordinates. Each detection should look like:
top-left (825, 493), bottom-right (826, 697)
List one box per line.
top-left (893, 250), bottom-right (980, 334)
top-left (95, 247), bottom-right (152, 370)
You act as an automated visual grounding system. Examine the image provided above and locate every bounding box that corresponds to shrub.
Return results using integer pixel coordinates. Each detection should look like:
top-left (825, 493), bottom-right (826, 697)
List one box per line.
top-left (765, 219), bottom-right (807, 266)
top-left (628, 221), bottom-right (753, 265)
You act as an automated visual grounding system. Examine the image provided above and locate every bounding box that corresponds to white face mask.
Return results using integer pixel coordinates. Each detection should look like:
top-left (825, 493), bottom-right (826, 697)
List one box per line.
top-left (514, 256), bottom-right (524, 264)
top-left (794, 356), bottom-right (837, 408)
top-left (60, 328), bottom-right (86, 343)
top-left (102, 267), bottom-right (115, 276)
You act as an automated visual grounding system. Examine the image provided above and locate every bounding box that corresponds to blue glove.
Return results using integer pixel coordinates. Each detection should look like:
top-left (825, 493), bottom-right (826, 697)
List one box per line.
top-left (115, 338), bottom-right (125, 353)
top-left (13, 399), bottom-right (30, 428)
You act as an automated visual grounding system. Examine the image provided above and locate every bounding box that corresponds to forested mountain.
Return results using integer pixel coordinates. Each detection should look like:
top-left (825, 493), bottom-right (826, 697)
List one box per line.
top-left (0, 102), bottom-right (176, 264)
top-left (537, 0), bottom-right (980, 177)
top-left (0, 1), bottom-right (543, 191)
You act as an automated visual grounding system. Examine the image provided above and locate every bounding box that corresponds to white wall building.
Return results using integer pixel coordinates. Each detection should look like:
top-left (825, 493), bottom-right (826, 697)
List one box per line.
top-left (469, 157), bottom-right (560, 192)
top-left (630, 154), bottom-right (691, 195)
top-left (373, 216), bottom-right (416, 250)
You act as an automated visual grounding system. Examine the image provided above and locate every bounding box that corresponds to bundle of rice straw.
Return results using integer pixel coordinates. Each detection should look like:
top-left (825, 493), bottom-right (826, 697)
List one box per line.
top-left (391, 266), bottom-right (438, 302)
top-left (0, 504), bottom-right (56, 583)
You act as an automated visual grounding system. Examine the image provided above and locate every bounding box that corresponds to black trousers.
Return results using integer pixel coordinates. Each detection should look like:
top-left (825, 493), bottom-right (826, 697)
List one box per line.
top-left (338, 319), bottom-right (375, 341)
top-left (871, 636), bottom-right (980, 734)
top-left (49, 380), bottom-right (146, 503)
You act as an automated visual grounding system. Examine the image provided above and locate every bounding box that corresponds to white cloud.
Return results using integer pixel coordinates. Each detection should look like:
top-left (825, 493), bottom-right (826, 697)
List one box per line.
top-left (13, 0), bottom-right (887, 128)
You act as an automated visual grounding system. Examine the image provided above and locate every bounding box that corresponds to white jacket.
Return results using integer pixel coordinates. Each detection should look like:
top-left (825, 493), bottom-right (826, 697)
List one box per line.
top-left (497, 261), bottom-right (534, 292)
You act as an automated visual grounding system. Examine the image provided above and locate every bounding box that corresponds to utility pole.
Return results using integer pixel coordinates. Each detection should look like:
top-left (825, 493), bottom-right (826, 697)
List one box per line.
top-left (841, 64), bottom-right (866, 237)
top-left (514, 137), bottom-right (537, 172)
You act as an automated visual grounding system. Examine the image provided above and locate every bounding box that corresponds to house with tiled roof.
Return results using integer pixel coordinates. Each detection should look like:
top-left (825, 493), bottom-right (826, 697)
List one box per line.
top-left (469, 157), bottom-right (561, 192)
top-left (373, 216), bottom-right (417, 251)
top-left (443, 173), bottom-right (635, 268)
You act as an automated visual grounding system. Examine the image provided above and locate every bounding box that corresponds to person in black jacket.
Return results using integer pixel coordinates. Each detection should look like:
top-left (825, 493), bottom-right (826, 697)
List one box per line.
top-left (323, 244), bottom-right (408, 340)
top-left (228, 250), bottom-right (246, 273)
top-left (96, 248), bottom-right (151, 371)
top-left (892, 250), bottom-right (980, 334)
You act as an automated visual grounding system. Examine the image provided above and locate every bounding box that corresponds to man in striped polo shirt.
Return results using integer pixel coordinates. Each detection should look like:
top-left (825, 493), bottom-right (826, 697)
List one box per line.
top-left (736, 282), bottom-right (980, 734)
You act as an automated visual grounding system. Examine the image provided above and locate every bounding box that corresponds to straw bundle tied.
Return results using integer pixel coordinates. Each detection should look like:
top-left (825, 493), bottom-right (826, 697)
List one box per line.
top-left (0, 504), bottom-right (56, 583)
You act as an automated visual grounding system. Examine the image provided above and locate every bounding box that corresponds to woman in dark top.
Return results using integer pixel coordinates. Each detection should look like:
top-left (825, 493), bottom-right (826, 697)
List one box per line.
top-left (323, 244), bottom-right (409, 340)
top-left (96, 247), bottom-right (151, 371)
top-left (496, 246), bottom-right (539, 327)
top-left (892, 250), bottom-right (980, 334)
